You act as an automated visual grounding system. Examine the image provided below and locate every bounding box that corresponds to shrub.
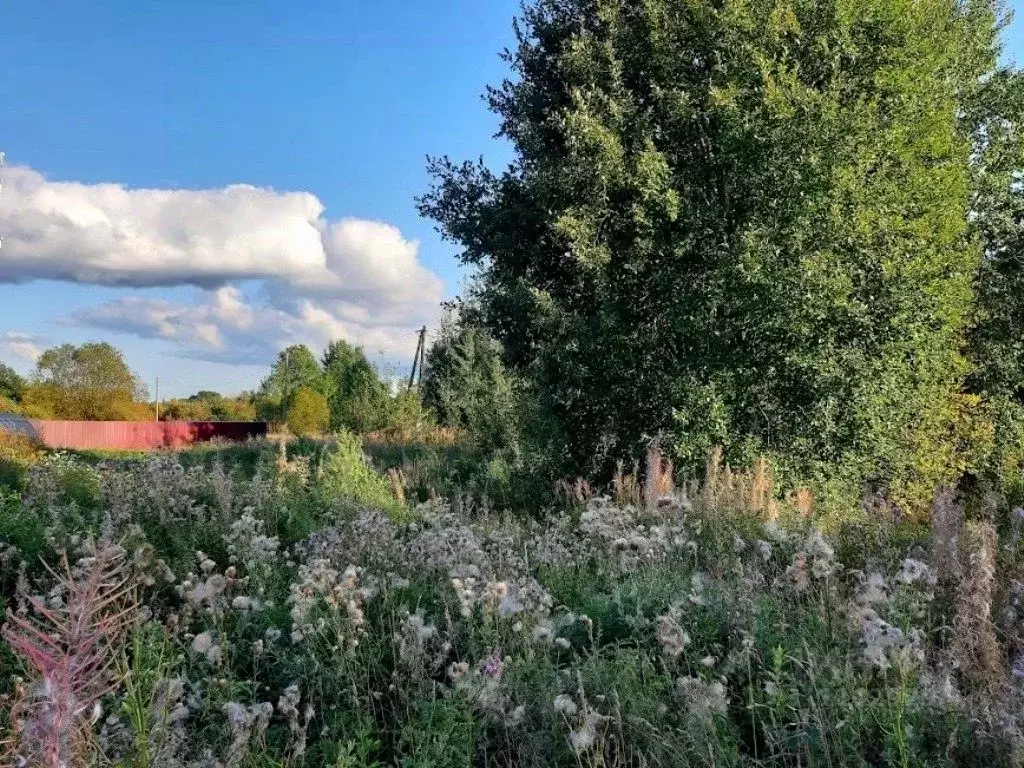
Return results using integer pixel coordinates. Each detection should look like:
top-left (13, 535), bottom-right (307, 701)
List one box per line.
top-left (318, 430), bottom-right (405, 517)
top-left (286, 387), bottom-right (330, 436)
top-left (385, 388), bottom-right (436, 436)
top-left (0, 432), bottom-right (43, 490)
top-left (422, 318), bottom-right (520, 456)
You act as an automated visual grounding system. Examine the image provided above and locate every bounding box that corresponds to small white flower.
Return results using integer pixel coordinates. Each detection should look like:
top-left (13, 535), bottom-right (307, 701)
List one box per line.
top-left (896, 558), bottom-right (935, 586)
top-left (675, 676), bottom-right (728, 716)
top-left (656, 614), bottom-right (690, 657)
top-left (447, 661), bottom-right (470, 681)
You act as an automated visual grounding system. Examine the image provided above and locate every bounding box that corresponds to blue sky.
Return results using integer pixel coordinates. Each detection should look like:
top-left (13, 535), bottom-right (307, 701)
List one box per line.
top-left (1, 0), bottom-right (1023, 398)
top-left (0, 0), bottom-right (519, 396)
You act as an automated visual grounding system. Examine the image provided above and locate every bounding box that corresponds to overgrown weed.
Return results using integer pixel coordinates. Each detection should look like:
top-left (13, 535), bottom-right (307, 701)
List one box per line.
top-left (1, 443), bottom-right (1023, 766)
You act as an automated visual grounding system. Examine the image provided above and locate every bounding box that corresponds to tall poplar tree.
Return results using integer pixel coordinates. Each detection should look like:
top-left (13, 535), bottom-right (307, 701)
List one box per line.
top-left (257, 345), bottom-right (324, 423)
top-left (966, 66), bottom-right (1024, 491)
top-left (421, 0), bottom-right (1006, 506)
top-left (321, 340), bottom-right (391, 433)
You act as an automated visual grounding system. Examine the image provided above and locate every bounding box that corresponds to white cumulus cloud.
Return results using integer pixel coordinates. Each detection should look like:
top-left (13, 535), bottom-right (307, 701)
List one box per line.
top-left (0, 332), bottom-right (44, 364)
top-left (74, 288), bottom-right (425, 365)
top-left (0, 165), bottom-right (446, 364)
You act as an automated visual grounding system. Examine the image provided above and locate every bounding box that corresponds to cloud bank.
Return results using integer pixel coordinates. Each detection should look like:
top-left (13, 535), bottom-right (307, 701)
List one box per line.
top-left (0, 332), bottom-right (44, 364)
top-left (0, 165), bottom-right (444, 363)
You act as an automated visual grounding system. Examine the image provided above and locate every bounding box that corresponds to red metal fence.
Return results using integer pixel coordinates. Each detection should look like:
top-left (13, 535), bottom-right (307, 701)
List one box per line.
top-left (26, 420), bottom-right (267, 451)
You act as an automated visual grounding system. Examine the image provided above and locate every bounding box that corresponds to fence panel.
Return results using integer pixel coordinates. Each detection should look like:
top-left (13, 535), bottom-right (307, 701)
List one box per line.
top-left (23, 420), bottom-right (267, 451)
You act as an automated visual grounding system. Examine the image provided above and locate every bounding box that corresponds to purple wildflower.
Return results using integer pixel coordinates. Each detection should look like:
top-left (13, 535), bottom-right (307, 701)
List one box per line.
top-left (481, 648), bottom-right (503, 678)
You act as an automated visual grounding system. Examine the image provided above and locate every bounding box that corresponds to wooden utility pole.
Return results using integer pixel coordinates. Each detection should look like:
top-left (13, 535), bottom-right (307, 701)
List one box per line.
top-left (408, 326), bottom-right (427, 390)
top-left (418, 329), bottom-right (426, 387)
top-left (283, 348), bottom-right (291, 402)
top-left (155, 377), bottom-right (160, 421)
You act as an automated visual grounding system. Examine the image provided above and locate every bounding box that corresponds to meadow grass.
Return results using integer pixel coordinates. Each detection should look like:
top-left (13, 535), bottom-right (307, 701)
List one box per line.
top-left (1, 441), bottom-right (1023, 767)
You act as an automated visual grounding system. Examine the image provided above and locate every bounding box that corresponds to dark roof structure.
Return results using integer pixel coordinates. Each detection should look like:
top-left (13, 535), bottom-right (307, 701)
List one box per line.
top-left (0, 413), bottom-right (40, 440)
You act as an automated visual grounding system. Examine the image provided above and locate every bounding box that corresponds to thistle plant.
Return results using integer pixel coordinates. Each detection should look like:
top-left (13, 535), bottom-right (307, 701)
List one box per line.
top-left (4, 439), bottom-right (1024, 766)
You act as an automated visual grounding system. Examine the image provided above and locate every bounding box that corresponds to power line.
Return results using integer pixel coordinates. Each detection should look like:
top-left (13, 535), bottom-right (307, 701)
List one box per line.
top-left (217, 370), bottom-right (266, 387)
top-left (153, 327), bottom-right (430, 396)
top-left (153, 368), bottom-right (264, 396)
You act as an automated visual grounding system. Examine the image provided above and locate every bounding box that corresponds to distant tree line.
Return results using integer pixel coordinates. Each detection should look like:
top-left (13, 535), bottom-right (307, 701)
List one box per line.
top-left (0, 343), bottom-right (258, 423)
top-left (0, 340), bottom-right (426, 439)
top-left (254, 340), bottom-right (428, 437)
top-left (158, 390), bottom-right (258, 423)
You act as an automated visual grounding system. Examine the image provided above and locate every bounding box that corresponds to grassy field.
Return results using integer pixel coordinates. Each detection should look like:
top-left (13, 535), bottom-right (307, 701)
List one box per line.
top-left (1, 435), bottom-right (1023, 767)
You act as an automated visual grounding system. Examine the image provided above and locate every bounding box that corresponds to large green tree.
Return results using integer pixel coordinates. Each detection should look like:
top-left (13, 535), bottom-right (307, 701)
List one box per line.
top-left (27, 342), bottom-right (149, 420)
top-left (965, 66), bottom-right (1024, 491)
top-left (257, 345), bottom-right (324, 423)
top-left (321, 340), bottom-right (391, 433)
top-left (0, 364), bottom-right (25, 404)
top-left (421, 0), bottom-right (1005, 506)
top-left (422, 314), bottom-right (520, 454)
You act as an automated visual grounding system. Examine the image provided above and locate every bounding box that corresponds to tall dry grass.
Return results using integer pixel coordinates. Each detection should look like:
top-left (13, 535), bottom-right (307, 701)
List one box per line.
top-left (952, 521), bottom-right (1003, 691)
top-left (697, 448), bottom-right (781, 520)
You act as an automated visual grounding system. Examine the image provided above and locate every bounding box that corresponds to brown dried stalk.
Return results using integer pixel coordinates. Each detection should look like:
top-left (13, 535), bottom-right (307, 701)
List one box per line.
top-left (643, 440), bottom-right (674, 509)
top-left (387, 467), bottom-right (407, 507)
top-left (555, 476), bottom-right (594, 506)
top-left (951, 522), bottom-right (1003, 692)
top-left (793, 487), bottom-right (814, 518)
top-left (2, 545), bottom-right (136, 768)
top-left (612, 460), bottom-right (642, 507)
top-left (697, 448), bottom-right (779, 519)
top-left (929, 486), bottom-right (964, 583)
